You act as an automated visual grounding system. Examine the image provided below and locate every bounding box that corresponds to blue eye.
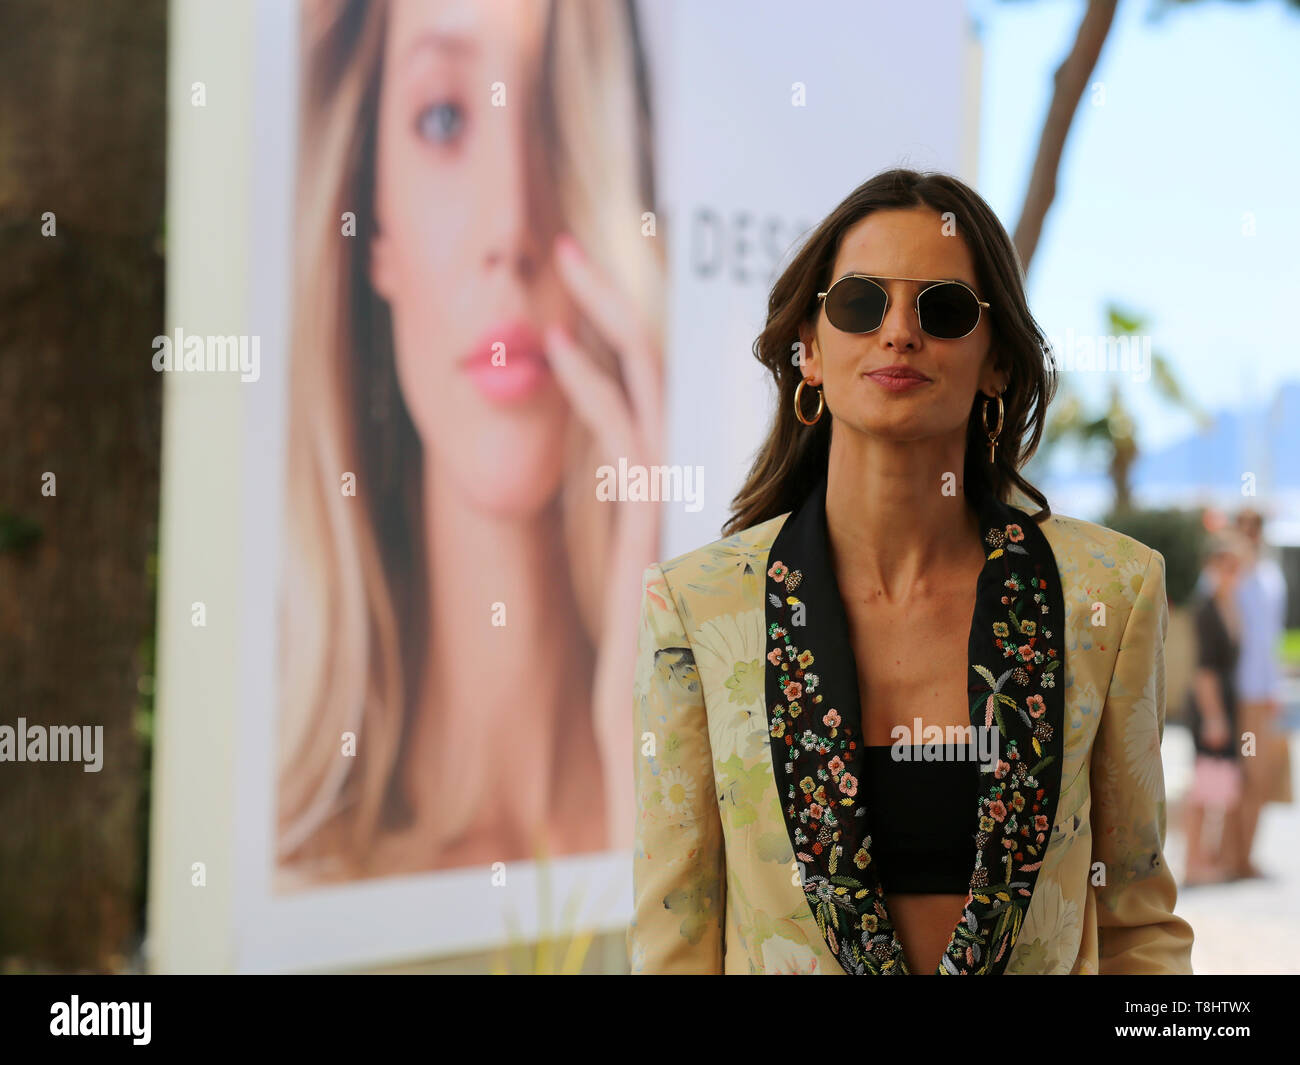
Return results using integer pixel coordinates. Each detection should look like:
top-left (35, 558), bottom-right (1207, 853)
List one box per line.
top-left (415, 101), bottom-right (465, 144)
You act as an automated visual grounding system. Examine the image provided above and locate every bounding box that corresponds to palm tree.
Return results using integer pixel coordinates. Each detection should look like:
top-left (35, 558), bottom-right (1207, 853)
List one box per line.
top-left (1009, 0), bottom-right (1300, 274)
top-left (1040, 304), bottom-right (1209, 512)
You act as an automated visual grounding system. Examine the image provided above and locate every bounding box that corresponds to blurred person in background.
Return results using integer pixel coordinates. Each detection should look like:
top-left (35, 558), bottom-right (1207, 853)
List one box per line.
top-left (1228, 507), bottom-right (1292, 879)
top-left (1183, 530), bottom-right (1250, 885)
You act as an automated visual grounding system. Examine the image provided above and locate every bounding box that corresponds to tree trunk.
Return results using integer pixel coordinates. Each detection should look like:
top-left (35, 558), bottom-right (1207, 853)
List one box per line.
top-left (0, 0), bottom-right (165, 971)
top-left (1013, 0), bottom-right (1119, 273)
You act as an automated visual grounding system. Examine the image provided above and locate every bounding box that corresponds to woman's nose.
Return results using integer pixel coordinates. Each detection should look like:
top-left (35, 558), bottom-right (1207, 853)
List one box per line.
top-left (878, 283), bottom-right (922, 350)
top-left (479, 122), bottom-right (549, 284)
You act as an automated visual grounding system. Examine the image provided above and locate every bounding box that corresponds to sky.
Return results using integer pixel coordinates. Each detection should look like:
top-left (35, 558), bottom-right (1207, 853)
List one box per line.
top-left (970, 0), bottom-right (1300, 455)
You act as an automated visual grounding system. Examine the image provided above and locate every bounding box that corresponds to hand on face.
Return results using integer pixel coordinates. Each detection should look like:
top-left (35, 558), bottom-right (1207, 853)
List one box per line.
top-left (543, 231), bottom-right (664, 852)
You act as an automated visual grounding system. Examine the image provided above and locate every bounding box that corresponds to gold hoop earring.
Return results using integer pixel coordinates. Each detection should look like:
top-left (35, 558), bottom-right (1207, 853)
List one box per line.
top-left (982, 392), bottom-right (1005, 463)
top-left (794, 378), bottom-right (824, 426)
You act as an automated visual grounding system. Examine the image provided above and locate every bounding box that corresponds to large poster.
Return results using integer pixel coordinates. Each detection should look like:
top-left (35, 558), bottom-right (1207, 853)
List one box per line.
top-left (179, 0), bottom-right (974, 972)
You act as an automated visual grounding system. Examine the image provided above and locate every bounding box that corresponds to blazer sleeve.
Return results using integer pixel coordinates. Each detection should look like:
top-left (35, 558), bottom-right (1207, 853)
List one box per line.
top-left (627, 563), bottom-right (726, 974)
top-left (1090, 547), bottom-right (1196, 974)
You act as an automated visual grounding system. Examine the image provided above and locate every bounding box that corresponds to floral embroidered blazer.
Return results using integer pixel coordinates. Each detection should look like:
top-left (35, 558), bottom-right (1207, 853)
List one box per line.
top-left (629, 475), bottom-right (1194, 975)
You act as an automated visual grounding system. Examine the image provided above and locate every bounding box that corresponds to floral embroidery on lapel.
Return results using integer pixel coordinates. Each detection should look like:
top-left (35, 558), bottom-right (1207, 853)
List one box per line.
top-left (765, 566), bottom-right (902, 974)
top-left (762, 475), bottom-right (1066, 975)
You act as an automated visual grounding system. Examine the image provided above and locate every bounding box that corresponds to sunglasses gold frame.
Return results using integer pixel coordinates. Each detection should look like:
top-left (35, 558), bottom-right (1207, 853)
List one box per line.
top-left (816, 274), bottom-right (990, 339)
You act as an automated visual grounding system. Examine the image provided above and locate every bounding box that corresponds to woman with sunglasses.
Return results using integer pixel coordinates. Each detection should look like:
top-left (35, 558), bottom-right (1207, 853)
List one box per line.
top-left (630, 168), bottom-right (1194, 975)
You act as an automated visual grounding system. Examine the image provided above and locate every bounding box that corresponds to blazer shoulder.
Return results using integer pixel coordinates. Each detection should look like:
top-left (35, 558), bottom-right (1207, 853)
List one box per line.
top-left (654, 512), bottom-right (790, 593)
top-left (1038, 510), bottom-right (1160, 569)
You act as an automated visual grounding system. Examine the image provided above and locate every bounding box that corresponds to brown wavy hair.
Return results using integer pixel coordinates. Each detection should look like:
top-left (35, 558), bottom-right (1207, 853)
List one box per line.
top-left (723, 168), bottom-right (1056, 537)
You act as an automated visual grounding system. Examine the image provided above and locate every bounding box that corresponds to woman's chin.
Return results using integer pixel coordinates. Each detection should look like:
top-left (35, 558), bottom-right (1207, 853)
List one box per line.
top-left (435, 454), bottom-right (566, 518)
top-left (849, 422), bottom-right (951, 447)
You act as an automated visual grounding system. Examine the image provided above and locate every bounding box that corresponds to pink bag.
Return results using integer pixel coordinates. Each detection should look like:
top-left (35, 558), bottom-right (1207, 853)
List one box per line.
top-left (1189, 756), bottom-right (1243, 808)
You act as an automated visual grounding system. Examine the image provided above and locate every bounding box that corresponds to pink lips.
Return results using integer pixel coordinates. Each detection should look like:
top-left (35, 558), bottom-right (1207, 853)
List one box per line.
top-left (866, 364), bottom-right (931, 393)
top-left (461, 319), bottom-right (551, 403)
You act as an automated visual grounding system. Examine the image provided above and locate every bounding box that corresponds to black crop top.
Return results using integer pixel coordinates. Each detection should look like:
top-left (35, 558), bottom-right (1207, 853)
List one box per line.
top-left (861, 745), bottom-right (979, 894)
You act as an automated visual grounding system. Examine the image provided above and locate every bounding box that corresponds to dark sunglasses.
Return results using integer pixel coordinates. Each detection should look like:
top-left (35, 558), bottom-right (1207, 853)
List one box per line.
top-left (817, 274), bottom-right (990, 340)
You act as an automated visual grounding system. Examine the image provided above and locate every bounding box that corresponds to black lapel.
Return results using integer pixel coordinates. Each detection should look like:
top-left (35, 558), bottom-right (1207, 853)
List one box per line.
top-left (762, 474), bottom-right (1065, 975)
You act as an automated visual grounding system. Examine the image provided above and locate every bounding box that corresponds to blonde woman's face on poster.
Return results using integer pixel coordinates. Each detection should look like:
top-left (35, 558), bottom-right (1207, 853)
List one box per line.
top-left (369, 0), bottom-right (572, 515)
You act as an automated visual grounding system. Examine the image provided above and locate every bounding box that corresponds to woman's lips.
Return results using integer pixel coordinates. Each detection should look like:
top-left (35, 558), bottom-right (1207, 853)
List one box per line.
top-left (866, 366), bottom-right (931, 393)
top-left (461, 320), bottom-right (551, 404)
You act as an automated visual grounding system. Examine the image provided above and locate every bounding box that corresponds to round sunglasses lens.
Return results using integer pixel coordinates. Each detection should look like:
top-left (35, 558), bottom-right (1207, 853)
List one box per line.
top-left (918, 283), bottom-right (980, 339)
top-left (825, 277), bottom-right (886, 333)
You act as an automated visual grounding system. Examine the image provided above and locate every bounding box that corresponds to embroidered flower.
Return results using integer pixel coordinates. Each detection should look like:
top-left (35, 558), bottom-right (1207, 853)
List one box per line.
top-left (829, 755), bottom-right (845, 777)
top-left (1040, 671), bottom-right (1055, 689)
top-left (803, 672), bottom-right (819, 691)
top-left (797, 649), bottom-right (815, 668)
top-left (767, 561), bottom-right (789, 582)
top-left (988, 799), bottom-right (1008, 822)
top-left (783, 679), bottom-right (803, 700)
top-left (992, 621), bottom-right (1009, 638)
top-left (1026, 694), bottom-right (1046, 718)
top-left (1006, 524), bottom-right (1024, 543)
top-left (839, 772), bottom-right (858, 798)
top-left (1018, 644), bottom-right (1035, 661)
top-left (854, 846), bottom-right (872, 869)
top-left (770, 718), bottom-right (786, 738)
top-left (767, 648), bottom-right (783, 666)
top-left (1019, 619), bottom-right (1036, 636)
top-left (822, 707), bottom-right (841, 728)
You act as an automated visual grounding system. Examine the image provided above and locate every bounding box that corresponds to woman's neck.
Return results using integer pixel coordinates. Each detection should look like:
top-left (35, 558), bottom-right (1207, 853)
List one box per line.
top-left (401, 467), bottom-right (589, 855)
top-left (824, 429), bottom-right (984, 601)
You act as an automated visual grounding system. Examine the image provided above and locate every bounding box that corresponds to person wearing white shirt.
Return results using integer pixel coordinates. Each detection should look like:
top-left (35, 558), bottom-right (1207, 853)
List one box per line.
top-left (1230, 507), bottom-right (1293, 879)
